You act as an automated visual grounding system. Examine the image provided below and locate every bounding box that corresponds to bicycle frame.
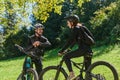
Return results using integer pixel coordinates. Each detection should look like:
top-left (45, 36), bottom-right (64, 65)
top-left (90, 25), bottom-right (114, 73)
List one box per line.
top-left (54, 59), bottom-right (64, 80)
top-left (72, 60), bottom-right (85, 78)
top-left (40, 50), bottom-right (118, 80)
top-left (23, 56), bottom-right (33, 72)
top-left (54, 57), bottom-right (86, 80)
top-left (15, 44), bottom-right (38, 80)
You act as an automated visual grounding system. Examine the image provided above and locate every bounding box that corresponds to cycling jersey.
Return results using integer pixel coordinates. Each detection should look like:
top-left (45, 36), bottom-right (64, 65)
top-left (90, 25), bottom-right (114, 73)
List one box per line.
top-left (59, 25), bottom-right (93, 54)
top-left (25, 35), bottom-right (51, 57)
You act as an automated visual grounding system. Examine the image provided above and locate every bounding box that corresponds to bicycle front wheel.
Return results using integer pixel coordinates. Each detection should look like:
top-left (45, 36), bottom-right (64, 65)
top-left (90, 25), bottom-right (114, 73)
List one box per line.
top-left (39, 66), bottom-right (68, 80)
top-left (85, 61), bottom-right (119, 80)
top-left (17, 68), bottom-right (38, 80)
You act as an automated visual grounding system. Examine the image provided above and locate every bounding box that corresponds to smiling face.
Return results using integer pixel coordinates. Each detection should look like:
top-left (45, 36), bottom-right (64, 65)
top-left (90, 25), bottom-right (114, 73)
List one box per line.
top-left (35, 28), bottom-right (44, 37)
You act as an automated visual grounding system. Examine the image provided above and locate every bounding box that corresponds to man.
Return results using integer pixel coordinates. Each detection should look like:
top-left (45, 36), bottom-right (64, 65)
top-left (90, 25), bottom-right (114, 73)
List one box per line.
top-left (58, 15), bottom-right (94, 80)
top-left (25, 23), bottom-right (51, 75)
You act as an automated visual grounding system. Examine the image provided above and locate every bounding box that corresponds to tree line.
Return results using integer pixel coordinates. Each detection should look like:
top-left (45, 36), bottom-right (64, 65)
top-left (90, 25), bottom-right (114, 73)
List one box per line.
top-left (0, 0), bottom-right (119, 59)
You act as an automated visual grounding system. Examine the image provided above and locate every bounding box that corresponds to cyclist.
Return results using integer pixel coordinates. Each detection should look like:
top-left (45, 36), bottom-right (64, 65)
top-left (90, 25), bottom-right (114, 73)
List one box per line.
top-left (25, 23), bottom-right (51, 75)
top-left (58, 15), bottom-right (94, 80)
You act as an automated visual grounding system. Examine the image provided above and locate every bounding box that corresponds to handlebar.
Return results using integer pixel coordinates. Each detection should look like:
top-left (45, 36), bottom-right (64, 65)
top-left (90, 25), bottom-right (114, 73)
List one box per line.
top-left (58, 49), bottom-right (71, 56)
top-left (15, 44), bottom-right (39, 58)
top-left (15, 44), bottom-right (25, 53)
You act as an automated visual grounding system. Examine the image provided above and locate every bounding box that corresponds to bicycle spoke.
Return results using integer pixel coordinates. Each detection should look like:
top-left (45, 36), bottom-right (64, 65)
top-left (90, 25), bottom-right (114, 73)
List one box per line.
top-left (41, 69), bottom-right (66, 80)
top-left (17, 70), bottom-right (38, 80)
top-left (89, 65), bottom-right (115, 80)
top-left (26, 72), bottom-right (34, 80)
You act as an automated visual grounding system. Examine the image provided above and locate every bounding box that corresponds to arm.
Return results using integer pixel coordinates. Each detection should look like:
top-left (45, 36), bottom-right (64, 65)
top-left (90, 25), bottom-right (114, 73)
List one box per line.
top-left (69, 40), bottom-right (76, 49)
top-left (40, 36), bottom-right (51, 47)
top-left (24, 35), bottom-right (34, 51)
top-left (59, 28), bottom-right (77, 53)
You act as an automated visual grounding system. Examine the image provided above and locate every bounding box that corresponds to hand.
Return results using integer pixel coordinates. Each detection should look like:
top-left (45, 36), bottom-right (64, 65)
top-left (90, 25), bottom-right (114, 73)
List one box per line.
top-left (58, 51), bottom-right (65, 56)
top-left (77, 23), bottom-right (82, 26)
top-left (33, 41), bottom-right (40, 47)
top-left (58, 52), bottom-right (63, 56)
top-left (58, 49), bottom-right (71, 56)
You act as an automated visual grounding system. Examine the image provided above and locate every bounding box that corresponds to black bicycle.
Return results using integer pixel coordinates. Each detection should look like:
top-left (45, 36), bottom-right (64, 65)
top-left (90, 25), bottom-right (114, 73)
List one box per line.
top-left (39, 50), bottom-right (119, 80)
top-left (15, 44), bottom-right (39, 80)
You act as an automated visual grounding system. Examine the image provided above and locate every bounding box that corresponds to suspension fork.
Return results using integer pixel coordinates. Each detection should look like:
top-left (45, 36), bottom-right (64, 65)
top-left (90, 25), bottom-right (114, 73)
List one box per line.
top-left (54, 59), bottom-right (64, 80)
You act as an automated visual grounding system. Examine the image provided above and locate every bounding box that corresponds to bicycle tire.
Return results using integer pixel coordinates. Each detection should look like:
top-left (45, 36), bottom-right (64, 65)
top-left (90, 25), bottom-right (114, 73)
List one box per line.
top-left (39, 66), bottom-right (68, 80)
top-left (17, 68), bottom-right (38, 80)
top-left (85, 61), bottom-right (119, 80)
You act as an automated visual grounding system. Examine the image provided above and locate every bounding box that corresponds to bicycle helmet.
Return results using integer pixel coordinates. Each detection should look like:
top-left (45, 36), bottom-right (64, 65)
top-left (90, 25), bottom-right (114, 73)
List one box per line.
top-left (34, 23), bottom-right (44, 29)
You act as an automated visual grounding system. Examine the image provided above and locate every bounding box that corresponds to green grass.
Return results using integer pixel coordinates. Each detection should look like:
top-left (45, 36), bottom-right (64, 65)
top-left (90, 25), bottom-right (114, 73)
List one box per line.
top-left (0, 44), bottom-right (120, 80)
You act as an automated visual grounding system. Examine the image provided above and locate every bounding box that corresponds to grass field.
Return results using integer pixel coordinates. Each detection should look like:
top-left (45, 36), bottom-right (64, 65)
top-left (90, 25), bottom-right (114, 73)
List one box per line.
top-left (0, 44), bottom-right (120, 80)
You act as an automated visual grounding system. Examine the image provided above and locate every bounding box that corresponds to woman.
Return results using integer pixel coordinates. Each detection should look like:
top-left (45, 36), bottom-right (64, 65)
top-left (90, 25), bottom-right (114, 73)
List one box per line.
top-left (58, 15), bottom-right (94, 80)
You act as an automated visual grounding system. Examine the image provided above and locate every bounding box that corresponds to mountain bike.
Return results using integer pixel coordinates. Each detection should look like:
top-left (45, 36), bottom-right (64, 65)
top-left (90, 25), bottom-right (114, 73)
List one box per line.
top-left (39, 50), bottom-right (119, 80)
top-left (15, 44), bottom-right (39, 80)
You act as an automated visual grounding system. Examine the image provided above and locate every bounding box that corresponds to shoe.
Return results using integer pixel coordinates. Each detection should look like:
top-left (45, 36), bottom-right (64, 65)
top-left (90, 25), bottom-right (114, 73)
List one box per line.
top-left (67, 73), bottom-right (75, 80)
top-left (73, 76), bottom-right (80, 80)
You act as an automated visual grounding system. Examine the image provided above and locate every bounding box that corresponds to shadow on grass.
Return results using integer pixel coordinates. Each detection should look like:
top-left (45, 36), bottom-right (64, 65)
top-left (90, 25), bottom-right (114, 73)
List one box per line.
top-left (92, 45), bottom-right (115, 58)
top-left (0, 48), bottom-right (60, 62)
top-left (1, 44), bottom-right (119, 62)
top-left (44, 45), bottom-right (116, 60)
top-left (0, 56), bottom-right (24, 62)
top-left (43, 48), bottom-right (60, 61)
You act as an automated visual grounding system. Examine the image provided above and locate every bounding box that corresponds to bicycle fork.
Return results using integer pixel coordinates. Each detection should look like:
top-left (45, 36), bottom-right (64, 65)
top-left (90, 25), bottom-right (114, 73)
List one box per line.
top-left (54, 59), bottom-right (64, 80)
top-left (78, 62), bottom-right (85, 80)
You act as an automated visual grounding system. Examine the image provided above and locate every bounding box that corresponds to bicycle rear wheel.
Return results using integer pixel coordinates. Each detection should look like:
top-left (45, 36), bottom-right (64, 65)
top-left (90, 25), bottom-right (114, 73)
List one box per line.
top-left (17, 68), bottom-right (38, 80)
top-left (39, 66), bottom-right (68, 80)
top-left (85, 61), bottom-right (119, 80)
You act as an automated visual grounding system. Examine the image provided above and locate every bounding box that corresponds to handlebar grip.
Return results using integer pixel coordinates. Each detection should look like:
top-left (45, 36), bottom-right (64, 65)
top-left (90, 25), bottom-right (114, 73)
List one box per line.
top-left (15, 44), bottom-right (25, 52)
top-left (15, 44), bottom-right (18, 47)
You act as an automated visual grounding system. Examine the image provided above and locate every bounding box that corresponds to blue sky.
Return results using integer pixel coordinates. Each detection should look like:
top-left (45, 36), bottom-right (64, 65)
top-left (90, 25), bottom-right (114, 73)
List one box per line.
top-left (0, 3), bottom-right (34, 32)
top-left (0, 26), bottom-right (3, 33)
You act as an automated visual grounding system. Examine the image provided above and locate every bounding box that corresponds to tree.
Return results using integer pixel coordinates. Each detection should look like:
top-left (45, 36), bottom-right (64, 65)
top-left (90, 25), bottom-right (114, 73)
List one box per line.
top-left (0, 32), bottom-right (4, 59)
top-left (0, 1), bottom-right (19, 37)
top-left (89, 0), bottom-right (120, 45)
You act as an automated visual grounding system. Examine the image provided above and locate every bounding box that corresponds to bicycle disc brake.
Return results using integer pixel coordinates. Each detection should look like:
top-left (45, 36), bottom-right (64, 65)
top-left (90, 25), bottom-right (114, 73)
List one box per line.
top-left (96, 74), bottom-right (106, 80)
